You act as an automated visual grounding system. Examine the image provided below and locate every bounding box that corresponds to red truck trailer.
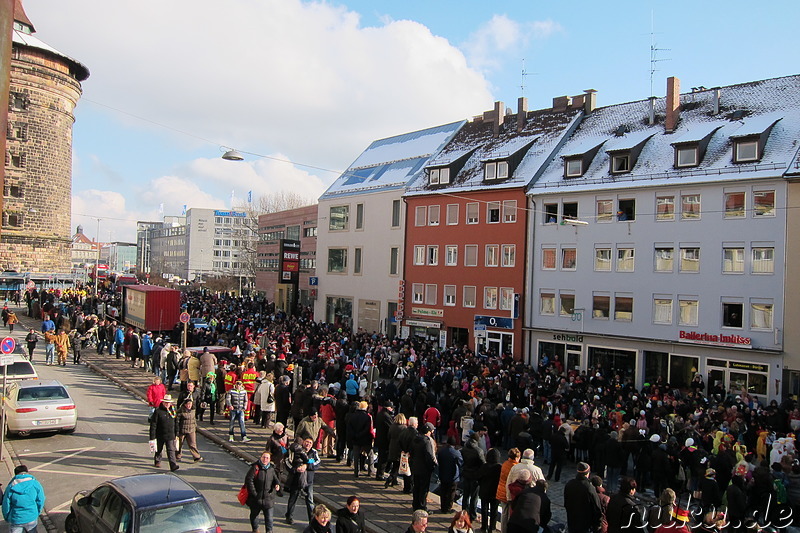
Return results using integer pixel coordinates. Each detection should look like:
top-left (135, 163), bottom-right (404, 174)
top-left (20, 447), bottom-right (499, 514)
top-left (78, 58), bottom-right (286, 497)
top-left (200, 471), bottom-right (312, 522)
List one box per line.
top-left (121, 285), bottom-right (180, 332)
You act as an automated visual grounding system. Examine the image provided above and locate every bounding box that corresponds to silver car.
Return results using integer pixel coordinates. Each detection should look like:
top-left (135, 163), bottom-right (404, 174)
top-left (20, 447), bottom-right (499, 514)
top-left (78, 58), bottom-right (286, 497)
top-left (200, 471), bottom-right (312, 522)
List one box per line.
top-left (5, 379), bottom-right (77, 436)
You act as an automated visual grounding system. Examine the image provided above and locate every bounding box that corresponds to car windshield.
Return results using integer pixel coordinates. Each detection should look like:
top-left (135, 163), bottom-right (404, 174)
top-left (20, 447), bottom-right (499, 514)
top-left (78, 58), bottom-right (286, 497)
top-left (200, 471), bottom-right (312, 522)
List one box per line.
top-left (137, 500), bottom-right (216, 533)
top-left (18, 386), bottom-right (69, 401)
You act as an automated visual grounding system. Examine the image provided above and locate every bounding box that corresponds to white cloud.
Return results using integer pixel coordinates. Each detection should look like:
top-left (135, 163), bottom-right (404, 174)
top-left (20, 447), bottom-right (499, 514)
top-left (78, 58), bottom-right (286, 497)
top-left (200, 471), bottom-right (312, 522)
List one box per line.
top-left (462, 15), bottom-right (562, 72)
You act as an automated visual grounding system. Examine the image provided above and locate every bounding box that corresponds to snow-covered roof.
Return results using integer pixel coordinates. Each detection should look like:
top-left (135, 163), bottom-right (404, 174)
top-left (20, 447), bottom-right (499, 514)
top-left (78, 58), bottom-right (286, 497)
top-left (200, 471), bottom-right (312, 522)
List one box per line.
top-left (320, 121), bottom-right (464, 199)
top-left (12, 28), bottom-right (90, 81)
top-left (530, 74), bottom-right (800, 194)
top-left (561, 137), bottom-right (606, 158)
top-left (405, 107), bottom-right (583, 196)
top-left (604, 130), bottom-right (655, 152)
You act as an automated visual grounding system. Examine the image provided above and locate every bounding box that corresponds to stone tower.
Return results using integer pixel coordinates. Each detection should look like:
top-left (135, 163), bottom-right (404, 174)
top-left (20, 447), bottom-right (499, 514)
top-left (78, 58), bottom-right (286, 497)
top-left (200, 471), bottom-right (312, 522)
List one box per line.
top-left (1, 0), bottom-right (89, 272)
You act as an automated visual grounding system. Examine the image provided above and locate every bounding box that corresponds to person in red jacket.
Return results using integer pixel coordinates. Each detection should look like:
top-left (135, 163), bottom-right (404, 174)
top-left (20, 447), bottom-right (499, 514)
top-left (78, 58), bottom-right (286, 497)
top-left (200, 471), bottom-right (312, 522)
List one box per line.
top-left (319, 394), bottom-right (337, 458)
top-left (241, 362), bottom-right (259, 418)
top-left (147, 376), bottom-right (166, 418)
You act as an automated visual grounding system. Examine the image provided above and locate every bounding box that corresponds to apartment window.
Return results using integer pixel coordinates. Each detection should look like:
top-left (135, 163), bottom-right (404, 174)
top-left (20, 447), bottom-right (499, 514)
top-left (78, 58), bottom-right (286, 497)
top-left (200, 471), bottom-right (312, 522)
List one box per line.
top-left (425, 284), bottom-right (437, 305)
top-left (503, 200), bottom-right (517, 223)
top-left (734, 139), bottom-right (759, 163)
top-left (446, 204), bottom-right (459, 225)
top-left (445, 245), bottom-right (458, 266)
top-left (597, 200), bottom-right (613, 222)
top-left (484, 287), bottom-right (498, 309)
top-left (304, 226), bottom-right (318, 238)
top-left (681, 194), bottom-right (701, 219)
top-left (754, 190), bottom-right (775, 217)
top-left (5, 213), bottom-right (21, 227)
top-left (617, 248), bottom-right (635, 272)
top-left (595, 248), bottom-right (611, 271)
top-left (485, 245), bottom-right (499, 267)
top-left (723, 302), bottom-right (743, 328)
top-left (676, 146), bottom-right (698, 167)
top-left (559, 293), bottom-right (575, 316)
top-left (9, 123), bottom-right (27, 140)
top-left (656, 196), bottom-right (675, 221)
top-left (723, 247), bottom-right (745, 273)
top-left (429, 167), bottom-right (450, 185)
top-left (3, 185), bottom-right (22, 198)
top-left (611, 153), bottom-right (630, 174)
top-left (327, 248), bottom-right (347, 273)
top-left (653, 298), bottom-right (673, 324)
top-left (389, 247), bottom-right (400, 275)
top-left (614, 294), bottom-right (633, 321)
top-left (724, 191), bottom-right (745, 218)
top-left (355, 203), bottom-right (364, 230)
top-left (655, 247), bottom-right (674, 272)
top-left (679, 299), bottom-right (699, 326)
top-left (500, 288), bottom-right (514, 311)
top-left (428, 205), bottom-right (440, 226)
top-left (427, 245), bottom-right (439, 266)
top-left (415, 206), bottom-right (427, 226)
top-left (484, 161), bottom-right (497, 180)
top-left (540, 291), bottom-right (555, 316)
top-left (464, 245), bottom-right (478, 267)
top-left (752, 247), bottom-right (774, 274)
top-left (562, 202), bottom-right (578, 222)
top-left (680, 247), bottom-right (700, 272)
top-left (391, 199), bottom-right (402, 227)
top-left (618, 199), bottom-right (636, 221)
top-left (544, 203), bottom-right (558, 224)
top-left (329, 205), bottom-right (349, 231)
top-left (501, 244), bottom-right (516, 267)
top-left (562, 248), bottom-right (577, 270)
top-left (542, 248), bottom-right (556, 270)
top-left (353, 247), bottom-right (362, 274)
top-left (463, 286), bottom-right (477, 308)
top-left (565, 158), bottom-right (582, 177)
top-left (9, 92), bottom-right (27, 111)
top-left (444, 285), bottom-right (456, 306)
top-left (593, 294), bottom-right (610, 319)
top-left (466, 203), bottom-right (479, 224)
top-left (487, 202), bottom-right (501, 223)
top-left (412, 283), bottom-right (424, 304)
top-left (751, 301), bottom-right (773, 329)
top-left (413, 245), bottom-right (425, 265)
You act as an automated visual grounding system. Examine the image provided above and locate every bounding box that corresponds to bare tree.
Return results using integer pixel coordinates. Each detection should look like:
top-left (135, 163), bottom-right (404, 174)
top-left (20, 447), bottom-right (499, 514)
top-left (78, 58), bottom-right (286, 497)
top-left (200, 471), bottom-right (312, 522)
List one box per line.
top-left (233, 191), bottom-right (315, 290)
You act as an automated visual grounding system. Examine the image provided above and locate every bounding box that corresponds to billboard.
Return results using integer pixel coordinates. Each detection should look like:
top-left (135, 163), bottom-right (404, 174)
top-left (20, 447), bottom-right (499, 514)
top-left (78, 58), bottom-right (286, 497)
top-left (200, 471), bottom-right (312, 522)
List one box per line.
top-left (280, 239), bottom-right (300, 284)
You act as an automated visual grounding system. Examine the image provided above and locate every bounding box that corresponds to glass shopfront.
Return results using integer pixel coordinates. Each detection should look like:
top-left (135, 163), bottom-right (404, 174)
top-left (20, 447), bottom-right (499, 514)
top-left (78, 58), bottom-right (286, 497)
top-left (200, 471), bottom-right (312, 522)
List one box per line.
top-left (477, 331), bottom-right (513, 357)
top-left (538, 341), bottom-right (582, 371)
top-left (644, 351), bottom-right (700, 389)
top-left (707, 359), bottom-right (768, 396)
top-left (325, 296), bottom-right (353, 329)
top-left (588, 346), bottom-right (636, 379)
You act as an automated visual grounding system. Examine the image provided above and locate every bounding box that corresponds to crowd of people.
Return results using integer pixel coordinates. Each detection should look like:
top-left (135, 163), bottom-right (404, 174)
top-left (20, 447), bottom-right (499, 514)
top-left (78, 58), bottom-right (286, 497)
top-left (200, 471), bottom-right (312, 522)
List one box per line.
top-left (17, 287), bottom-right (800, 533)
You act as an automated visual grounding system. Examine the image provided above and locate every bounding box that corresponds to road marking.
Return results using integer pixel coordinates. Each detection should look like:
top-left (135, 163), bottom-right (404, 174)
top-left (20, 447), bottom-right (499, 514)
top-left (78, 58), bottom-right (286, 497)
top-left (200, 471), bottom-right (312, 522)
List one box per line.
top-left (50, 500), bottom-right (73, 513)
top-left (19, 447), bottom-right (96, 456)
top-left (34, 469), bottom-right (108, 477)
top-left (26, 447), bottom-right (96, 472)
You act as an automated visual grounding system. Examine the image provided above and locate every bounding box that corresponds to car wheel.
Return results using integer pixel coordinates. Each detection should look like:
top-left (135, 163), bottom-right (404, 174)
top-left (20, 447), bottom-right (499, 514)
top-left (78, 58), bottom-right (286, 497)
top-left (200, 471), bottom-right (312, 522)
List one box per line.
top-left (62, 427), bottom-right (76, 434)
top-left (65, 511), bottom-right (80, 533)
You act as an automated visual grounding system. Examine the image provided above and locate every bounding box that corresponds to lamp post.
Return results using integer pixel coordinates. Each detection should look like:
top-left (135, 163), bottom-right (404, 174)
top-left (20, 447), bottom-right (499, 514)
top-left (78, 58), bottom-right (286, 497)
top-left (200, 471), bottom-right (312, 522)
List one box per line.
top-left (93, 217), bottom-right (101, 297)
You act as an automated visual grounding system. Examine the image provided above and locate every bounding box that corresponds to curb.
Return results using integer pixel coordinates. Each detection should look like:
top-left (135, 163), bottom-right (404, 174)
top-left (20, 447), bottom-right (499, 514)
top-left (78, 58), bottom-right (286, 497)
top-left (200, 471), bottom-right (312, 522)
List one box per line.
top-left (82, 360), bottom-right (390, 533)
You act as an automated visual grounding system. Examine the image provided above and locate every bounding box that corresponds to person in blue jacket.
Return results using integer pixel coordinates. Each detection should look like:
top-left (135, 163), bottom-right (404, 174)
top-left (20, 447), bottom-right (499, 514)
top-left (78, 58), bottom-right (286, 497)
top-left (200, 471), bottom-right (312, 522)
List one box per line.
top-left (2, 465), bottom-right (45, 533)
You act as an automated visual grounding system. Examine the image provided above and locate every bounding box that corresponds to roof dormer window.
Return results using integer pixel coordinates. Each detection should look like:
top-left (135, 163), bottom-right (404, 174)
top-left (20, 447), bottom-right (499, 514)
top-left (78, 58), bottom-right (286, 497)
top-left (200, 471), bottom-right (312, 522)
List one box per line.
top-left (675, 145), bottom-right (699, 168)
top-left (670, 124), bottom-right (720, 170)
top-left (734, 139), bottom-right (759, 163)
top-left (611, 154), bottom-right (630, 174)
top-left (429, 167), bottom-right (450, 186)
top-left (484, 160), bottom-right (509, 181)
top-left (730, 114), bottom-right (780, 164)
top-left (565, 158), bottom-right (583, 177)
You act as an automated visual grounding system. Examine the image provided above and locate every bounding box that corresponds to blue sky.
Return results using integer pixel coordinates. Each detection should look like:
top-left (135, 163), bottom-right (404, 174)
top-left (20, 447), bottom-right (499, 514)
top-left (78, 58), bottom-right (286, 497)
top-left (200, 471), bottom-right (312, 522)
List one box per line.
top-left (21, 0), bottom-right (800, 242)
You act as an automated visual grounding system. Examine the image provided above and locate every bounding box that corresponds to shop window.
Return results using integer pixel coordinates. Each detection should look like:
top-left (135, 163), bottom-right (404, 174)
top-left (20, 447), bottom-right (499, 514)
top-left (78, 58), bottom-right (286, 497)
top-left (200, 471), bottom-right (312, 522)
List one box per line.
top-left (724, 192), bottom-right (745, 218)
top-left (592, 293), bottom-right (610, 319)
top-left (614, 294), bottom-right (633, 321)
top-left (588, 347), bottom-right (637, 377)
top-left (618, 199), bottom-right (635, 221)
top-left (751, 302), bottom-right (773, 330)
top-left (644, 351), bottom-right (669, 387)
top-left (653, 298), bottom-right (673, 324)
top-left (753, 190), bottom-right (775, 217)
top-left (655, 247), bottom-right (674, 272)
top-left (595, 248), bottom-right (611, 271)
top-left (559, 293), bottom-right (575, 316)
top-left (752, 247), bottom-right (774, 274)
top-left (463, 286), bottom-right (476, 308)
top-left (723, 247), bottom-right (744, 273)
top-left (539, 342), bottom-right (565, 367)
top-left (679, 299), bottom-right (699, 326)
top-left (540, 292), bottom-right (555, 315)
top-left (670, 355), bottom-right (699, 389)
top-left (597, 200), bottom-right (613, 222)
top-left (722, 302), bottom-right (743, 328)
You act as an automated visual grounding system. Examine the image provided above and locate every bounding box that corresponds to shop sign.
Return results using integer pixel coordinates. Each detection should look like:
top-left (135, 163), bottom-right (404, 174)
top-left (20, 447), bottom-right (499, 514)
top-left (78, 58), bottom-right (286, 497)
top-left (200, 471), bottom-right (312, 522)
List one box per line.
top-left (474, 315), bottom-right (514, 330)
top-left (729, 361), bottom-right (768, 373)
top-left (214, 210), bottom-right (247, 217)
top-left (552, 333), bottom-right (584, 343)
top-left (406, 319), bottom-right (441, 328)
top-left (679, 330), bottom-right (752, 348)
top-left (280, 239), bottom-right (300, 283)
top-left (412, 307), bottom-right (443, 318)
top-left (396, 280), bottom-right (405, 319)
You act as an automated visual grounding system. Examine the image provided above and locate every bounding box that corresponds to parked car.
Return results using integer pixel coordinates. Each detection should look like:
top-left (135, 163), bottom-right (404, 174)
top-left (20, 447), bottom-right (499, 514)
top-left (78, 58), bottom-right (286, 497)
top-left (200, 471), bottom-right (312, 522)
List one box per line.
top-left (0, 354), bottom-right (38, 383)
top-left (189, 318), bottom-right (209, 330)
top-left (5, 379), bottom-right (76, 436)
top-left (65, 473), bottom-right (221, 533)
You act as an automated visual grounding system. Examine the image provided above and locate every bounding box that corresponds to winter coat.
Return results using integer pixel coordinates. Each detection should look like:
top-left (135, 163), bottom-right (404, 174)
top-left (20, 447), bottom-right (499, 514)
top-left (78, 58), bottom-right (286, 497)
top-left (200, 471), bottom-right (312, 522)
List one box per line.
top-left (1, 473), bottom-right (45, 525)
top-left (508, 486), bottom-right (542, 532)
top-left (147, 383), bottom-right (167, 408)
top-left (409, 433), bottom-right (436, 477)
top-left (606, 493), bottom-right (643, 533)
top-left (436, 444), bottom-right (463, 484)
top-left (177, 407), bottom-right (197, 435)
top-left (149, 404), bottom-right (178, 441)
top-left (346, 409), bottom-right (373, 448)
top-left (387, 422), bottom-right (405, 461)
top-left (199, 351), bottom-right (217, 377)
top-left (335, 507), bottom-right (365, 533)
top-left (255, 380), bottom-right (276, 412)
top-left (461, 437), bottom-right (486, 480)
top-left (245, 461), bottom-right (280, 508)
top-left (374, 409), bottom-right (394, 450)
top-left (563, 474), bottom-right (602, 533)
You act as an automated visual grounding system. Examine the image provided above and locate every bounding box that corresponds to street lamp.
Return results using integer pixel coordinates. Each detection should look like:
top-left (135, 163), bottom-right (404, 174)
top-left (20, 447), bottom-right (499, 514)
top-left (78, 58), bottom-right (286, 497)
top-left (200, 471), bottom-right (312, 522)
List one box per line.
top-left (221, 148), bottom-right (244, 161)
top-left (93, 217), bottom-right (101, 297)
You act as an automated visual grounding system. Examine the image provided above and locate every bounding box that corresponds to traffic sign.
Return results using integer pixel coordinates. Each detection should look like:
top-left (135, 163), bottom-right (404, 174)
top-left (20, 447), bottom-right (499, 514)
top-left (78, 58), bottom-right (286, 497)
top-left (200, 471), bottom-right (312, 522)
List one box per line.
top-left (26, 281), bottom-right (34, 290)
top-left (0, 337), bottom-right (15, 355)
top-left (179, 312), bottom-right (191, 324)
top-left (0, 355), bottom-right (12, 366)
top-left (309, 277), bottom-right (318, 286)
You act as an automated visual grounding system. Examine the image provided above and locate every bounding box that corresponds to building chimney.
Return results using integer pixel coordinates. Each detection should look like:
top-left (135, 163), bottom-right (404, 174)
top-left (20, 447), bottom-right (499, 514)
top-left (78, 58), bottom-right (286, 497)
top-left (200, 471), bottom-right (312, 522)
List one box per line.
top-left (665, 76), bottom-right (680, 133)
top-left (713, 88), bottom-right (721, 115)
top-left (482, 101), bottom-right (505, 136)
top-left (648, 96), bottom-right (657, 125)
top-left (583, 89), bottom-right (597, 113)
top-left (517, 97), bottom-right (528, 132)
top-left (570, 94), bottom-right (586, 109)
top-left (552, 96), bottom-right (570, 112)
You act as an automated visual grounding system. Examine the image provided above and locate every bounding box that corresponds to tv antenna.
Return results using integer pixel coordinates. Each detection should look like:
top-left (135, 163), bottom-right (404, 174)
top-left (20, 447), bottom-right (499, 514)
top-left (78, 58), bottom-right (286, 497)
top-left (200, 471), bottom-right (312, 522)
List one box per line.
top-left (649, 9), bottom-right (670, 96)
top-left (520, 59), bottom-right (537, 98)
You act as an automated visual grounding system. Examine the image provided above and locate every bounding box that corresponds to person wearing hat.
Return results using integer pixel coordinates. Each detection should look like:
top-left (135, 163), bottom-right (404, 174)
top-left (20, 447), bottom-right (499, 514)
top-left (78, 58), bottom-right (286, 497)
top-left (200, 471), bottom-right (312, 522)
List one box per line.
top-left (346, 401), bottom-right (374, 478)
top-left (563, 462), bottom-right (602, 533)
top-left (699, 468), bottom-right (722, 513)
top-left (149, 394), bottom-right (180, 472)
top-left (409, 422), bottom-right (437, 511)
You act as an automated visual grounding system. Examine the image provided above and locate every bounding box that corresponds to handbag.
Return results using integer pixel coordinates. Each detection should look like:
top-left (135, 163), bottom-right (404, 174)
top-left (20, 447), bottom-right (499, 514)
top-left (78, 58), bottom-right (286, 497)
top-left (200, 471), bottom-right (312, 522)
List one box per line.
top-left (398, 451), bottom-right (411, 476)
top-left (237, 464), bottom-right (259, 505)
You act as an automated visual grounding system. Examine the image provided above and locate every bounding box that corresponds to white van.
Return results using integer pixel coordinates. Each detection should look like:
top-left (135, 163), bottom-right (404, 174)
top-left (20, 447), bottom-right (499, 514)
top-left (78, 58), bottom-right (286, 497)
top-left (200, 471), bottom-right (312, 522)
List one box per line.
top-left (0, 354), bottom-right (38, 382)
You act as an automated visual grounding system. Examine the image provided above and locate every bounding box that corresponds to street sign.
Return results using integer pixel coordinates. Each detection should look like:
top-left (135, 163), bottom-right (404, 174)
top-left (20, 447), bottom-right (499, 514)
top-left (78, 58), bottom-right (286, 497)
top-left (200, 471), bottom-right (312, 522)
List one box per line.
top-left (0, 337), bottom-right (15, 355)
top-left (26, 281), bottom-right (35, 290)
top-left (179, 312), bottom-right (190, 324)
top-left (309, 277), bottom-right (318, 286)
top-left (0, 355), bottom-right (12, 366)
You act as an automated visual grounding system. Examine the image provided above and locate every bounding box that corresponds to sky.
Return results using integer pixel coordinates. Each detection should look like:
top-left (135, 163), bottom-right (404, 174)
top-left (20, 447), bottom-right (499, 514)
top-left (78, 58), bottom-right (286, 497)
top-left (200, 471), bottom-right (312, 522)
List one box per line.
top-left (21, 0), bottom-right (800, 243)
